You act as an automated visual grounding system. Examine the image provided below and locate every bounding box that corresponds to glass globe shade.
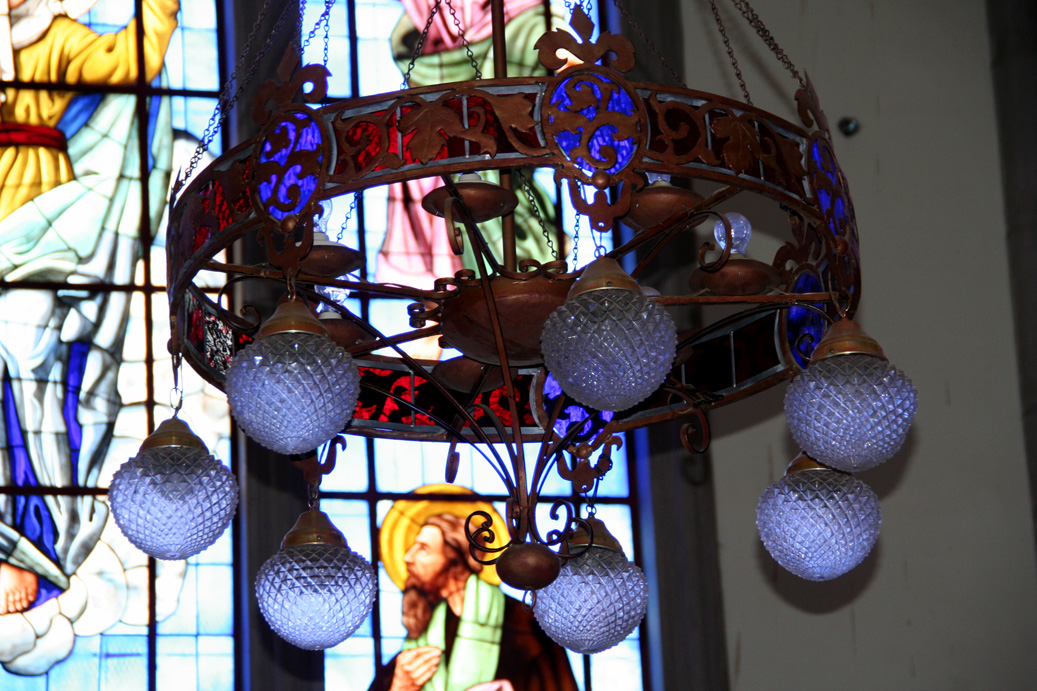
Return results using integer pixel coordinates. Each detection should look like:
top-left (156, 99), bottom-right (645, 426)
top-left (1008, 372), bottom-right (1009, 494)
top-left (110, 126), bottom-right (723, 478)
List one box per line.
top-left (785, 353), bottom-right (917, 472)
top-left (109, 445), bottom-right (238, 561)
top-left (225, 331), bottom-right (360, 455)
top-left (541, 288), bottom-right (676, 412)
top-left (756, 468), bottom-right (880, 581)
top-left (713, 212), bottom-right (752, 254)
top-left (256, 543), bottom-right (376, 650)
top-left (532, 546), bottom-right (648, 654)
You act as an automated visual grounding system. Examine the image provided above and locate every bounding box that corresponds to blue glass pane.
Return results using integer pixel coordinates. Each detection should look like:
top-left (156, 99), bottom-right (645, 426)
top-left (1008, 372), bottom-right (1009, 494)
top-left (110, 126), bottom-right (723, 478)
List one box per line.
top-left (589, 639), bottom-right (644, 691)
top-left (325, 634), bottom-right (376, 687)
top-left (320, 499), bottom-right (375, 562)
top-left (318, 434), bottom-right (370, 492)
top-left (100, 635), bottom-right (149, 687)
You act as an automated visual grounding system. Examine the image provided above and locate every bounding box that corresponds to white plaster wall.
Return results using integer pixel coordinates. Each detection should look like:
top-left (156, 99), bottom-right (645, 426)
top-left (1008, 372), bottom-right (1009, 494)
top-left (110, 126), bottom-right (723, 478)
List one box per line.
top-left (676, 1), bottom-right (1037, 688)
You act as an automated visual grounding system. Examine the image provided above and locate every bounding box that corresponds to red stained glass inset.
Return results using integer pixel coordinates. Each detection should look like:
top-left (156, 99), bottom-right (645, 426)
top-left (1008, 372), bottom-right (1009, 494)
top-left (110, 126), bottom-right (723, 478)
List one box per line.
top-left (353, 366), bottom-right (537, 431)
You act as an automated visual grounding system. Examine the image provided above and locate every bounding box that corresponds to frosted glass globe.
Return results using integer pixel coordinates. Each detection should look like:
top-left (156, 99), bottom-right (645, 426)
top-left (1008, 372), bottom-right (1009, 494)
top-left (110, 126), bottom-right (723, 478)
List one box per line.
top-left (225, 331), bottom-right (361, 455)
top-left (541, 289), bottom-right (676, 412)
top-left (109, 446), bottom-right (238, 560)
top-left (713, 212), bottom-right (752, 254)
top-left (256, 543), bottom-right (376, 650)
top-left (785, 353), bottom-right (917, 472)
top-left (756, 469), bottom-right (880, 581)
top-left (532, 547), bottom-right (648, 654)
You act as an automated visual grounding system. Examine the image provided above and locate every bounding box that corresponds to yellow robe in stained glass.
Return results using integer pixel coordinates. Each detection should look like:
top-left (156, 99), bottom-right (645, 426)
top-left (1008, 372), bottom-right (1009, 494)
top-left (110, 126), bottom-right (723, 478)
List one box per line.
top-left (0, 0), bottom-right (179, 220)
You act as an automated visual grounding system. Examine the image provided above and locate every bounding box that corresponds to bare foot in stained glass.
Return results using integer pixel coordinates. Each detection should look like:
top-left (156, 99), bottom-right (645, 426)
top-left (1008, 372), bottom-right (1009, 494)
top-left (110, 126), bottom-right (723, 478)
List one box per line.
top-left (0, 563), bottom-right (38, 614)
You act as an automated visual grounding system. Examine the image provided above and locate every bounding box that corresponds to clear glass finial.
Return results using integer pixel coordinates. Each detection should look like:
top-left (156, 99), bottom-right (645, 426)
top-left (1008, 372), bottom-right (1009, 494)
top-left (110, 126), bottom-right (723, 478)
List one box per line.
top-left (713, 212), bottom-right (752, 254)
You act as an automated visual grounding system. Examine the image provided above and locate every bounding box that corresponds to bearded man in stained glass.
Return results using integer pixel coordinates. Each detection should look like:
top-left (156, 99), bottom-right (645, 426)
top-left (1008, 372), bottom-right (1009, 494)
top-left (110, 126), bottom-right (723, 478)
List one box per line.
top-left (0, 0), bottom-right (178, 672)
top-left (372, 485), bottom-right (578, 691)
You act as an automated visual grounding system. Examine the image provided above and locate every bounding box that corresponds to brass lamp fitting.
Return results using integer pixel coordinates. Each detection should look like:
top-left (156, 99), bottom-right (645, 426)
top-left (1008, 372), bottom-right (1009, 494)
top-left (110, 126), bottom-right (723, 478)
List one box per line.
top-left (567, 257), bottom-right (641, 298)
top-left (563, 516), bottom-right (625, 555)
top-left (784, 451), bottom-right (835, 476)
top-left (809, 318), bottom-right (885, 364)
top-left (257, 295), bottom-right (329, 339)
top-left (138, 417), bottom-right (208, 452)
top-left (280, 508), bottom-right (348, 550)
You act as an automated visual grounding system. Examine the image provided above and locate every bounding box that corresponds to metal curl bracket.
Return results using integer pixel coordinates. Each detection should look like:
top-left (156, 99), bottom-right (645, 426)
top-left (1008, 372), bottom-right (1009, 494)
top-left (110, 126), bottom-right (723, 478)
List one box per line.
top-left (696, 210), bottom-right (733, 273)
top-left (679, 408), bottom-right (711, 455)
top-left (292, 435), bottom-right (342, 487)
top-left (442, 196), bottom-right (465, 256)
top-left (558, 434), bottom-right (621, 493)
top-left (465, 510), bottom-right (511, 565)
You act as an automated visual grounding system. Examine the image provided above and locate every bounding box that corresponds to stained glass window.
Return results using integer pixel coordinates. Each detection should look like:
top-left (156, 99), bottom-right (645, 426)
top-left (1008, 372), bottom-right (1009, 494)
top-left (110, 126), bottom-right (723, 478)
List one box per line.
top-left (1, 0), bottom-right (649, 687)
top-left (302, 1), bottom-right (646, 688)
top-left (0, 0), bottom-right (232, 687)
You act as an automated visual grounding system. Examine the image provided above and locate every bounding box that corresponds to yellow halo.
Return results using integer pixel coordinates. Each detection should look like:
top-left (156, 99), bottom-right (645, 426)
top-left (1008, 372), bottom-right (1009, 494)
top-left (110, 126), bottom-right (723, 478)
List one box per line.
top-left (379, 484), bottom-right (508, 591)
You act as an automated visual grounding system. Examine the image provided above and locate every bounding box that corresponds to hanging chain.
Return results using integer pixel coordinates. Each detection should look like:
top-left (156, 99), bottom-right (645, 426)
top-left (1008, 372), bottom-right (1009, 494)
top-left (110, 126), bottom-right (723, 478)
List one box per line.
top-left (176, 0), bottom-right (295, 193)
top-left (728, 0), bottom-right (805, 88)
top-left (563, 0), bottom-right (591, 19)
top-left (402, 0), bottom-right (442, 88)
top-left (570, 182), bottom-right (584, 269)
top-left (307, 481), bottom-right (320, 509)
top-left (517, 170), bottom-right (556, 260)
top-left (443, 0), bottom-right (483, 79)
top-left (336, 192), bottom-right (360, 244)
top-left (322, 2), bottom-right (332, 67)
top-left (708, 0), bottom-right (752, 105)
top-left (301, 0), bottom-right (336, 54)
top-left (608, 0), bottom-right (686, 88)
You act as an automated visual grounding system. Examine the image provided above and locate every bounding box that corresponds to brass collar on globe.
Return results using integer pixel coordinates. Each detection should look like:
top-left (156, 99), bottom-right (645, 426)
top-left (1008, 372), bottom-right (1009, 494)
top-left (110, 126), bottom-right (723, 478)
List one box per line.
top-left (257, 296), bottom-right (329, 340)
top-left (563, 516), bottom-right (625, 555)
top-left (784, 452), bottom-right (854, 477)
top-left (138, 417), bottom-right (207, 451)
top-left (809, 318), bottom-right (885, 364)
top-left (568, 257), bottom-right (642, 298)
top-left (280, 508), bottom-right (348, 550)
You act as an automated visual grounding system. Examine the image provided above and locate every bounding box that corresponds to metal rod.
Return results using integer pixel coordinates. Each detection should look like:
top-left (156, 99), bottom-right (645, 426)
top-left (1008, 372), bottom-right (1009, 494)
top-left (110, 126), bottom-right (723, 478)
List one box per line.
top-left (489, 0), bottom-right (517, 271)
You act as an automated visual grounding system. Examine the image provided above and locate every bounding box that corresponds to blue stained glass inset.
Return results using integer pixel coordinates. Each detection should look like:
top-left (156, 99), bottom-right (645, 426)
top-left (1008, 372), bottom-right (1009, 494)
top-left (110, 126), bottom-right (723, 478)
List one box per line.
top-left (543, 372), bottom-right (614, 443)
top-left (257, 114), bottom-right (324, 220)
top-left (549, 75), bottom-right (638, 176)
top-left (787, 272), bottom-right (827, 369)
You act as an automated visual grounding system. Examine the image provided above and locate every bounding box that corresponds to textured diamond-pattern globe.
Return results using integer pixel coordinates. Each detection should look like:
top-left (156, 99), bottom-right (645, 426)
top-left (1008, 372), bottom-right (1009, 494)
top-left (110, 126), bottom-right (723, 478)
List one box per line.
top-left (225, 332), bottom-right (361, 455)
top-left (109, 446), bottom-right (239, 561)
top-left (541, 289), bottom-right (676, 412)
top-left (256, 543), bottom-right (376, 650)
top-left (532, 547), bottom-right (648, 654)
top-left (756, 469), bottom-right (881, 581)
top-left (785, 353), bottom-right (917, 472)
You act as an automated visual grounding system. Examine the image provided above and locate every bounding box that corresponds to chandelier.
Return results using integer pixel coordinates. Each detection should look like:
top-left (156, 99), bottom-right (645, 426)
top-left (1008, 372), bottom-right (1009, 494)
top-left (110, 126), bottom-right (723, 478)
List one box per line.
top-left (116, 0), bottom-right (918, 655)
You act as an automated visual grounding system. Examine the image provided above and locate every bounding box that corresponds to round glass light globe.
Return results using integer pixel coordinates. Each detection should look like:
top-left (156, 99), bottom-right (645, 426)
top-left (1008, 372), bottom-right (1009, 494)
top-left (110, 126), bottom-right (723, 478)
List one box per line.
top-left (225, 331), bottom-right (361, 455)
top-left (109, 446), bottom-right (238, 561)
top-left (532, 546), bottom-right (648, 654)
top-left (785, 353), bottom-right (917, 472)
top-left (256, 543), bottom-right (376, 650)
top-left (541, 289), bottom-right (676, 412)
top-left (713, 212), bottom-right (752, 254)
top-left (756, 469), bottom-right (880, 581)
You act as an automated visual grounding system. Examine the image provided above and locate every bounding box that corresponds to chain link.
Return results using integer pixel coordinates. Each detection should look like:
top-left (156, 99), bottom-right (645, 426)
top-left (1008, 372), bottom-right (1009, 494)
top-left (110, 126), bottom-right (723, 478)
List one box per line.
top-left (402, 0), bottom-right (442, 88)
top-left (570, 181), bottom-right (584, 269)
top-left (728, 0), bottom-right (805, 88)
top-left (336, 192), bottom-right (360, 244)
top-left (609, 0), bottom-right (686, 88)
top-left (516, 170), bottom-right (556, 260)
top-left (708, 0), bottom-right (752, 105)
top-left (301, 0), bottom-right (336, 54)
top-left (176, 0), bottom-right (295, 193)
top-left (443, 0), bottom-right (483, 79)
